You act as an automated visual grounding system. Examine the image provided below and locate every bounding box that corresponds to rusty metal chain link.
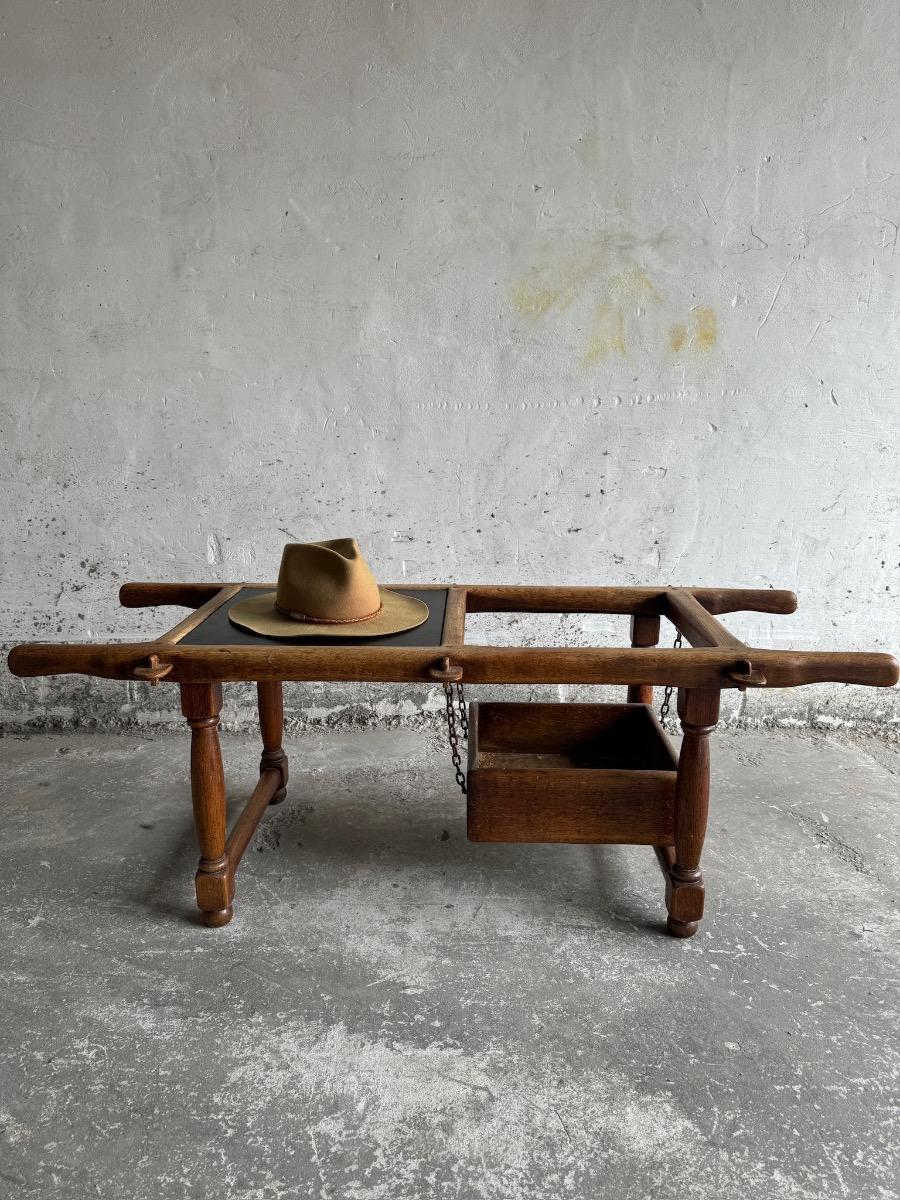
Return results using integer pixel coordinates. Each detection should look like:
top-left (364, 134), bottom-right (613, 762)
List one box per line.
top-left (443, 682), bottom-right (467, 794)
top-left (658, 630), bottom-right (684, 727)
top-left (455, 682), bottom-right (469, 739)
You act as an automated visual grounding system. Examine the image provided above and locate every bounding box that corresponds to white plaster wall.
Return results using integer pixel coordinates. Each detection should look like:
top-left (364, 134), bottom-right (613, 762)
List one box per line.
top-left (2, 0), bottom-right (898, 731)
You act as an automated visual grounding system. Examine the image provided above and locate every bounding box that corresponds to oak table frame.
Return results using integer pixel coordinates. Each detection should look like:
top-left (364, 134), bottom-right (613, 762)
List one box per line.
top-left (8, 582), bottom-right (898, 935)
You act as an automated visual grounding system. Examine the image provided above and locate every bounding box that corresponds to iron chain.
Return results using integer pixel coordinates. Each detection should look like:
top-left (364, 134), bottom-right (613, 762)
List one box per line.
top-left (455, 681), bottom-right (469, 739)
top-left (658, 630), bottom-right (684, 727)
top-left (443, 681), bottom-right (468, 794)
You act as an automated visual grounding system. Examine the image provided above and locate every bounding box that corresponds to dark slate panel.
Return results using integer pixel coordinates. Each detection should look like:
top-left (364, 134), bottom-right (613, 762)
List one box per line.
top-left (179, 587), bottom-right (448, 648)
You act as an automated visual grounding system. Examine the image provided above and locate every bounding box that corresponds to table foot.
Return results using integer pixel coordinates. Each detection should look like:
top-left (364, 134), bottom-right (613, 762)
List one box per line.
top-left (653, 848), bottom-right (706, 939)
top-left (666, 916), bottom-right (699, 938)
top-left (200, 906), bottom-right (234, 928)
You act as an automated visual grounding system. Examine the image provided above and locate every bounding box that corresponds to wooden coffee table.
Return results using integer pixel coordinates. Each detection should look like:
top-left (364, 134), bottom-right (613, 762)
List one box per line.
top-left (8, 582), bottom-right (897, 935)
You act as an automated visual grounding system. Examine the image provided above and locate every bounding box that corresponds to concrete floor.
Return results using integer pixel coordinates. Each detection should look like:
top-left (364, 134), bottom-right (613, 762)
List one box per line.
top-left (0, 727), bottom-right (898, 1200)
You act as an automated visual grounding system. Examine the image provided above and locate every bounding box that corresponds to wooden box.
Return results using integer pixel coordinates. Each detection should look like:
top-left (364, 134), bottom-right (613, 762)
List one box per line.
top-left (467, 702), bottom-right (678, 844)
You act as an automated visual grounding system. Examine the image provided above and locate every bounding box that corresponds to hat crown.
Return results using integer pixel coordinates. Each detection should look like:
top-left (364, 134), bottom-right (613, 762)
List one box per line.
top-left (274, 538), bottom-right (382, 623)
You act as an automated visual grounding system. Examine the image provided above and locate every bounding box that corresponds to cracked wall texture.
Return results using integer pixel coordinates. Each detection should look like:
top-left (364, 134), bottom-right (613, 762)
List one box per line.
top-left (2, 0), bottom-right (899, 732)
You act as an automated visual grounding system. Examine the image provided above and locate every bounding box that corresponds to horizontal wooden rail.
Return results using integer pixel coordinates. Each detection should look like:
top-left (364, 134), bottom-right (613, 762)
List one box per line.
top-left (118, 580), bottom-right (798, 617)
top-left (463, 585), bottom-right (798, 616)
top-left (665, 589), bottom-right (746, 648)
top-left (120, 582), bottom-right (228, 609)
top-left (8, 641), bottom-right (897, 688)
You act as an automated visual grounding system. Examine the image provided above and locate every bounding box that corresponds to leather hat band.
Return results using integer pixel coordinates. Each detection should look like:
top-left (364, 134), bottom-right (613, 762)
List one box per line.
top-left (273, 601), bottom-right (384, 625)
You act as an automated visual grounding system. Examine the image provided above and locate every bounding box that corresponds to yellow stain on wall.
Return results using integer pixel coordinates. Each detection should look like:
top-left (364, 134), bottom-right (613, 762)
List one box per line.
top-left (510, 238), bottom-right (715, 368)
top-left (669, 306), bottom-right (717, 353)
top-left (510, 244), bottom-right (608, 321)
top-left (693, 306), bottom-right (717, 349)
top-left (608, 267), bottom-right (661, 307)
top-left (510, 278), bottom-right (573, 320)
top-left (583, 303), bottom-right (626, 365)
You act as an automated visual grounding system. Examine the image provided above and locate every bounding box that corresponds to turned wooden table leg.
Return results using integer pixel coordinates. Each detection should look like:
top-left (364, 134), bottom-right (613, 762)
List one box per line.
top-left (180, 681), bottom-right (233, 927)
top-left (257, 681), bottom-right (289, 805)
top-left (665, 686), bottom-right (720, 938)
top-left (627, 614), bottom-right (660, 704)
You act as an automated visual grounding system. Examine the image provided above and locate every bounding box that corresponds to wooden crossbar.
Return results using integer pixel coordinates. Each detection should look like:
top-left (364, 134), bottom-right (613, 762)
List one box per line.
top-left (665, 589), bottom-right (746, 648)
top-left (225, 769), bottom-right (280, 871)
top-left (443, 586), bottom-right (468, 644)
top-left (157, 585), bottom-right (243, 644)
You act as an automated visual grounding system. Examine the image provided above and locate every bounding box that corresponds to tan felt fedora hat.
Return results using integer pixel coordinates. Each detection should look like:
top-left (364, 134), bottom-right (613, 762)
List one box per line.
top-left (228, 538), bottom-right (428, 639)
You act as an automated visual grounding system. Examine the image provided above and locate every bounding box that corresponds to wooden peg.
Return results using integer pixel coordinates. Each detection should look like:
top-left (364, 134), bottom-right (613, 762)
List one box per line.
top-left (132, 654), bottom-right (173, 686)
top-left (428, 656), bottom-right (463, 682)
top-left (727, 658), bottom-right (767, 690)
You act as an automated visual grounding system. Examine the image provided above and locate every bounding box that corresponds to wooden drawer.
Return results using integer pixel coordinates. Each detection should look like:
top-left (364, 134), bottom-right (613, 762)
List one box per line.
top-left (466, 702), bottom-right (678, 844)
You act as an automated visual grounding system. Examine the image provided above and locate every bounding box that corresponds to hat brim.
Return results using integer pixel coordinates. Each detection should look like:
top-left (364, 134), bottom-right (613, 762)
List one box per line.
top-left (227, 587), bottom-right (429, 639)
